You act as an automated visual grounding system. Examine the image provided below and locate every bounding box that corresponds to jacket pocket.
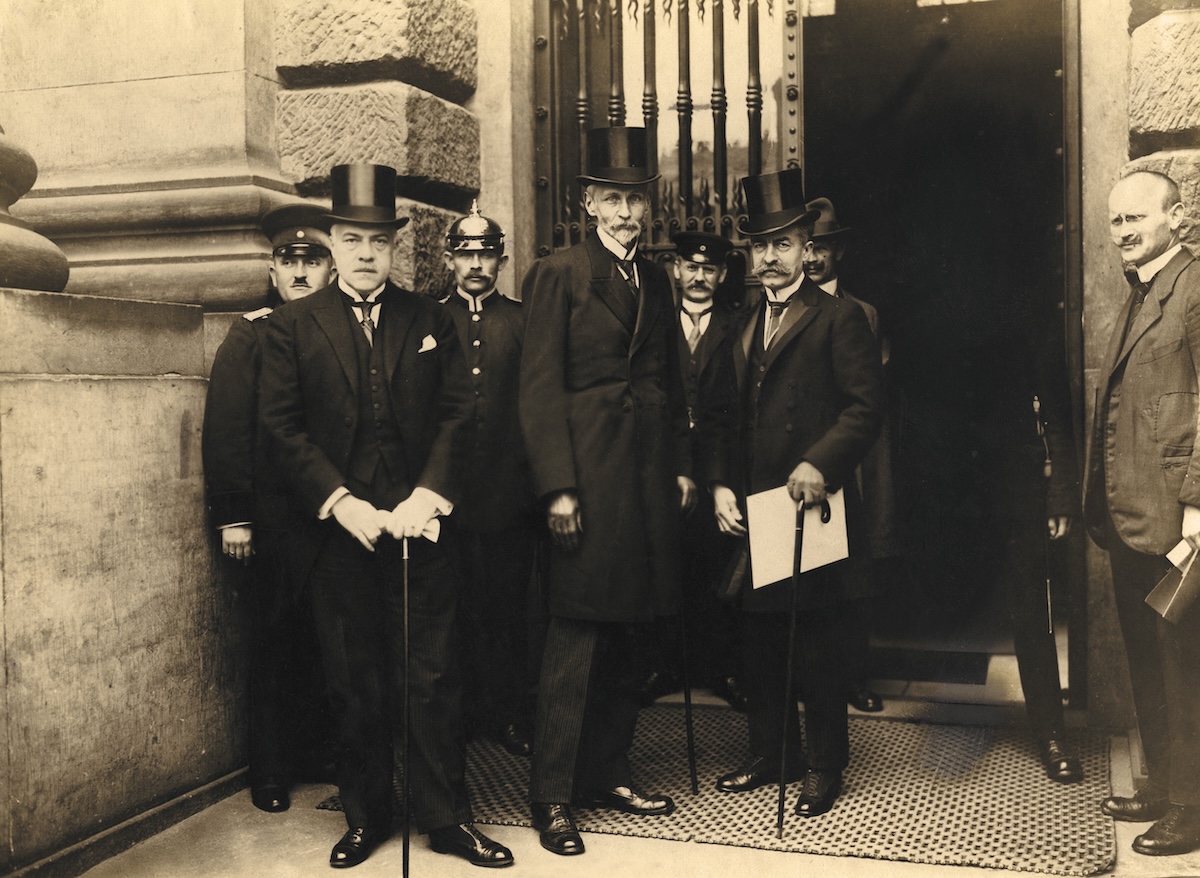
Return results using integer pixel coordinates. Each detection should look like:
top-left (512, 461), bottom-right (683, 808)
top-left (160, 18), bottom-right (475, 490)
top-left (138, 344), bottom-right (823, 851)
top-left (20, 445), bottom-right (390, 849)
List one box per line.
top-left (1138, 337), bottom-right (1184, 363)
top-left (1154, 391), bottom-right (1198, 455)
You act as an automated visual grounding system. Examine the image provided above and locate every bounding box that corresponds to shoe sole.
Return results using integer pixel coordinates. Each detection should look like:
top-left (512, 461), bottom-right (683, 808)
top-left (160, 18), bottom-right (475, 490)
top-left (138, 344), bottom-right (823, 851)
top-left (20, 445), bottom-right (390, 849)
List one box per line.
top-left (539, 838), bottom-right (585, 856)
top-left (430, 842), bottom-right (515, 868)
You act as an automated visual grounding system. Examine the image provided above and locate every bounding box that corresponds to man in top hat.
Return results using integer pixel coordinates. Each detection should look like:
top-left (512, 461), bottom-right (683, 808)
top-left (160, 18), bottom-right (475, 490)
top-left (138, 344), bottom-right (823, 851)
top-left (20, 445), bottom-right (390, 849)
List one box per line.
top-left (519, 126), bottom-right (695, 856)
top-left (636, 230), bottom-right (749, 709)
top-left (702, 168), bottom-right (883, 818)
top-left (433, 201), bottom-right (538, 759)
top-left (1083, 170), bottom-right (1200, 855)
top-left (260, 164), bottom-right (514, 869)
top-left (800, 198), bottom-right (891, 716)
top-left (202, 202), bottom-right (335, 813)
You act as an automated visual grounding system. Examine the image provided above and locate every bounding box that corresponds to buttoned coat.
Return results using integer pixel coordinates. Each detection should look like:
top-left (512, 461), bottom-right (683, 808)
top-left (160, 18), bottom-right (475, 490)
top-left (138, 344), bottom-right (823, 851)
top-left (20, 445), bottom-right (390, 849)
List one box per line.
top-left (703, 279), bottom-right (884, 612)
top-left (260, 281), bottom-right (473, 577)
top-left (1084, 247), bottom-right (1200, 554)
top-left (519, 233), bottom-right (692, 622)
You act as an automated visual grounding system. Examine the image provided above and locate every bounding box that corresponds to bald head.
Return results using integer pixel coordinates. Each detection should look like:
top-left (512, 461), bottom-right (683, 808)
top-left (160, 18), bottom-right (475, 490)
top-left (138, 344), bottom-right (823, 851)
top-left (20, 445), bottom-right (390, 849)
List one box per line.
top-left (1108, 171), bottom-right (1184, 267)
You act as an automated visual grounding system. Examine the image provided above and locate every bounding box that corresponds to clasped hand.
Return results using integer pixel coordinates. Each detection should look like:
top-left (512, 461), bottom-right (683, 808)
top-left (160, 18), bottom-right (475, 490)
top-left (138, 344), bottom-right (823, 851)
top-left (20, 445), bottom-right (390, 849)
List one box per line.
top-left (331, 493), bottom-right (437, 550)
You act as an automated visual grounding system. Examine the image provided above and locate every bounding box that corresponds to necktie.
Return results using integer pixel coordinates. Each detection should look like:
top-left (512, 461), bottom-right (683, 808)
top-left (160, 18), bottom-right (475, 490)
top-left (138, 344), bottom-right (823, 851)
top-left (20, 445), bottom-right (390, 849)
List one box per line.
top-left (349, 298), bottom-right (376, 346)
top-left (1124, 269), bottom-right (1150, 325)
top-left (764, 298), bottom-right (791, 349)
top-left (683, 307), bottom-right (711, 353)
top-left (615, 256), bottom-right (639, 305)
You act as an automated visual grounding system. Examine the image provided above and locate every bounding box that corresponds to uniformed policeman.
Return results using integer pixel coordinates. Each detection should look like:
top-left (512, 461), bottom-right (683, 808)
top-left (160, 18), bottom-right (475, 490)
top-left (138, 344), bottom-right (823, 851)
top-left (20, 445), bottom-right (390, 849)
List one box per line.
top-left (201, 203), bottom-right (335, 813)
top-left (435, 202), bottom-right (539, 759)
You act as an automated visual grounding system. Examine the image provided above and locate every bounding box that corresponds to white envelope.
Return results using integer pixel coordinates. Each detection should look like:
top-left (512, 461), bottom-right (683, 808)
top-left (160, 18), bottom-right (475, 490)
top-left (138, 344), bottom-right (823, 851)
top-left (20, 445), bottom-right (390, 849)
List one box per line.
top-left (745, 485), bottom-right (849, 589)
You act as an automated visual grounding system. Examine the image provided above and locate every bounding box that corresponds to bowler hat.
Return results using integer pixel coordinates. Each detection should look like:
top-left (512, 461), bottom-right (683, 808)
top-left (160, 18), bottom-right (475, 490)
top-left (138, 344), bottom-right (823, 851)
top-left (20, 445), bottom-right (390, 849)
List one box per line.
top-left (577, 127), bottom-right (660, 187)
top-left (262, 203), bottom-right (332, 257)
top-left (672, 230), bottom-right (733, 265)
top-left (806, 197), bottom-right (851, 240)
top-left (322, 163), bottom-right (410, 229)
top-left (737, 168), bottom-right (820, 236)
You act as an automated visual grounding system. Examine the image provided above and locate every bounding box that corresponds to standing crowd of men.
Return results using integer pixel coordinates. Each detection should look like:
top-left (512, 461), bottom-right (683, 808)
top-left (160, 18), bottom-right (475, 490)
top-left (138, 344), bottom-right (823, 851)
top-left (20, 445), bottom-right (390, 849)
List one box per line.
top-left (202, 126), bottom-right (1200, 868)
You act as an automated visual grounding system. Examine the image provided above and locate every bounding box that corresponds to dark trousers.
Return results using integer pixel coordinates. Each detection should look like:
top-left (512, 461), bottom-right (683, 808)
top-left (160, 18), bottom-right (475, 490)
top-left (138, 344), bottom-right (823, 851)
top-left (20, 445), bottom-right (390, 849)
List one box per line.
top-left (310, 526), bottom-right (471, 833)
top-left (529, 616), bottom-right (642, 803)
top-left (739, 601), bottom-right (854, 772)
top-left (247, 529), bottom-right (329, 785)
top-left (453, 526), bottom-right (538, 734)
top-left (1107, 536), bottom-right (1200, 805)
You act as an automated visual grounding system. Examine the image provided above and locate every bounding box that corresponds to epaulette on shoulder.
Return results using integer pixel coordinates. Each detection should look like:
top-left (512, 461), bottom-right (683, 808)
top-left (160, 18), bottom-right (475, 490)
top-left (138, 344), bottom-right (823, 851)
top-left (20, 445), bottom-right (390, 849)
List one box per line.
top-left (243, 307), bottom-right (273, 321)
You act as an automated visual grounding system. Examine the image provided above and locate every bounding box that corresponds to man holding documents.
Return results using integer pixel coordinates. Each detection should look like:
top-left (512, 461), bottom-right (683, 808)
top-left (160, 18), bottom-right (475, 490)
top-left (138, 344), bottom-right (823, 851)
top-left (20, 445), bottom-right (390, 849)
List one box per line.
top-left (1083, 169), bottom-right (1200, 856)
top-left (705, 168), bottom-right (883, 818)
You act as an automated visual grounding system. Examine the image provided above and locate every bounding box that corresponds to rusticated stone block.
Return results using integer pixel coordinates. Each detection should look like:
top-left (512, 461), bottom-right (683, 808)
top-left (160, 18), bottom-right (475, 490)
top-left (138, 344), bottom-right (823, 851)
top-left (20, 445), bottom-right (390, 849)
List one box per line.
top-left (1130, 9), bottom-right (1200, 152)
top-left (277, 83), bottom-right (480, 203)
top-left (391, 200), bottom-right (456, 293)
top-left (275, 0), bottom-right (477, 103)
top-left (1126, 149), bottom-right (1200, 249)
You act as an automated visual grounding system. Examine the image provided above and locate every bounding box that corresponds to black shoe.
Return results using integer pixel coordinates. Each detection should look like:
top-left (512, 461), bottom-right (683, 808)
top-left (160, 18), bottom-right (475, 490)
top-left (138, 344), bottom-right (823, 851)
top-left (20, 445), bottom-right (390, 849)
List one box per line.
top-left (636, 669), bottom-right (682, 707)
top-left (250, 781), bottom-right (290, 813)
top-left (495, 723), bottom-right (533, 758)
top-left (531, 802), bottom-right (584, 856)
top-left (585, 785), bottom-right (675, 816)
top-left (1132, 805), bottom-right (1200, 856)
top-left (1041, 739), bottom-right (1082, 784)
top-left (429, 823), bottom-right (514, 868)
top-left (1102, 790), bottom-right (1171, 822)
top-left (847, 681), bottom-right (884, 713)
top-left (793, 769), bottom-right (842, 817)
top-left (330, 826), bottom-right (385, 869)
top-left (716, 755), bottom-right (806, 793)
top-left (710, 675), bottom-right (748, 712)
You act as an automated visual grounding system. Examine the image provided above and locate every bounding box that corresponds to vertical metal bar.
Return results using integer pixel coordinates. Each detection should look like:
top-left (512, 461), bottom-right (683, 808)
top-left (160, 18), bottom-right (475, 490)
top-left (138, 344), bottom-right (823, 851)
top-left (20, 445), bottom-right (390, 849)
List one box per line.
top-left (747, 0), bottom-right (763, 175)
top-left (643, 0), bottom-right (660, 241)
top-left (712, 0), bottom-right (728, 224)
top-left (534, 0), bottom-right (556, 257)
top-left (783, 0), bottom-right (803, 176)
top-left (609, 0), bottom-right (626, 125)
top-left (677, 0), bottom-right (694, 220)
top-left (577, 0), bottom-right (592, 178)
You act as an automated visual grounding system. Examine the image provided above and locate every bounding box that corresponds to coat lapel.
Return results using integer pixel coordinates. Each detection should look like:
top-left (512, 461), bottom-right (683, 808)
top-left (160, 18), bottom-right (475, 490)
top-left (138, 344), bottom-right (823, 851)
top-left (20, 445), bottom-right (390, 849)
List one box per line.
top-left (379, 282), bottom-right (417, 384)
top-left (311, 285), bottom-right (359, 391)
top-left (734, 300), bottom-right (760, 389)
top-left (762, 281), bottom-right (820, 371)
top-left (1112, 249), bottom-right (1194, 372)
top-left (586, 234), bottom-right (637, 336)
top-left (630, 254), bottom-right (662, 356)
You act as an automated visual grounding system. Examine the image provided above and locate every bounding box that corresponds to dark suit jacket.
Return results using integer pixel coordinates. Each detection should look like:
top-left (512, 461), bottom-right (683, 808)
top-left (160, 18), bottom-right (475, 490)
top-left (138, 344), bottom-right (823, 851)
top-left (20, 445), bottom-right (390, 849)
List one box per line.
top-left (260, 281), bottom-right (473, 576)
top-left (519, 233), bottom-right (691, 622)
top-left (703, 279), bottom-right (884, 611)
top-left (1084, 246), bottom-right (1200, 554)
top-left (435, 286), bottom-right (534, 533)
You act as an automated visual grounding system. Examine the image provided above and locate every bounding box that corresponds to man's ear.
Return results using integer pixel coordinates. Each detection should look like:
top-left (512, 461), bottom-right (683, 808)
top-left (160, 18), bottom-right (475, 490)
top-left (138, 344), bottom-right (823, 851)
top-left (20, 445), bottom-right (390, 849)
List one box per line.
top-left (498, 254), bottom-right (510, 273)
top-left (716, 264), bottom-right (728, 285)
top-left (1168, 201), bottom-right (1186, 232)
top-left (268, 264), bottom-right (278, 287)
top-left (442, 250), bottom-right (456, 272)
top-left (673, 258), bottom-right (684, 281)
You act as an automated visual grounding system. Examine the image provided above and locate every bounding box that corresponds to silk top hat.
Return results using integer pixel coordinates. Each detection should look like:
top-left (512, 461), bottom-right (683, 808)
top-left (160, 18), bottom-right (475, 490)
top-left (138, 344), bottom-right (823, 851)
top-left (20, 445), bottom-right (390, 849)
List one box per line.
top-left (446, 200), bottom-right (505, 253)
top-left (323, 163), bottom-right (410, 229)
top-left (577, 127), bottom-right (660, 187)
top-left (672, 230), bottom-right (733, 265)
top-left (806, 197), bottom-right (851, 241)
top-left (737, 167), bottom-right (820, 236)
top-left (262, 203), bottom-right (332, 257)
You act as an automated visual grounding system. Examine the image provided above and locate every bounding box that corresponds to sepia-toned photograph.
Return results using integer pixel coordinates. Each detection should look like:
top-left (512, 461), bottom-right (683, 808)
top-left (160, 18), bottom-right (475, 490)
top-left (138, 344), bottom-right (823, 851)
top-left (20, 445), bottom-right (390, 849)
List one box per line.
top-left (3, 0), bottom-right (1199, 876)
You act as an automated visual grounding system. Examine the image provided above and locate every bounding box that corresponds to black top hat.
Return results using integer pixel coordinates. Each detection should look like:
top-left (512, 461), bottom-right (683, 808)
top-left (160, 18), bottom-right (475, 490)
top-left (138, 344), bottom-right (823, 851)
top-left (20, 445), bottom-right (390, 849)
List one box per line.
top-left (806, 197), bottom-right (851, 240)
top-left (737, 168), bottom-right (820, 236)
top-left (672, 230), bottom-right (733, 265)
top-left (262, 203), bottom-right (332, 257)
top-left (322, 163), bottom-right (410, 229)
top-left (577, 127), bottom-right (661, 187)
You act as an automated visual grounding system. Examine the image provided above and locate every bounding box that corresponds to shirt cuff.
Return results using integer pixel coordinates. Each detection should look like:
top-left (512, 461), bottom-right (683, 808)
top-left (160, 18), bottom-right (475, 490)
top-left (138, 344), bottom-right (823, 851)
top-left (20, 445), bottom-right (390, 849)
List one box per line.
top-left (410, 486), bottom-right (454, 517)
top-left (318, 486), bottom-right (350, 520)
top-left (218, 521), bottom-right (252, 530)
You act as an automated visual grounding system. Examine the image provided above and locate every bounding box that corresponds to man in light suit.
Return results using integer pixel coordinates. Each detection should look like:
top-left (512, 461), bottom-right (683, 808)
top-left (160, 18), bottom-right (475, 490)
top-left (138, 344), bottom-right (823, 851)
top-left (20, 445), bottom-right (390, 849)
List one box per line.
top-left (705, 168), bottom-right (883, 818)
top-left (519, 127), bottom-right (695, 856)
top-left (1083, 169), bottom-right (1200, 856)
top-left (260, 163), bottom-right (513, 869)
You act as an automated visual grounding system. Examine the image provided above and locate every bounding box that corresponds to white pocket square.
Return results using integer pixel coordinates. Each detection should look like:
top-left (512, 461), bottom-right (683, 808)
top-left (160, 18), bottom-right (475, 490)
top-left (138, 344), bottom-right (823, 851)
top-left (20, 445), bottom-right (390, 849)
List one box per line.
top-left (418, 334), bottom-right (437, 353)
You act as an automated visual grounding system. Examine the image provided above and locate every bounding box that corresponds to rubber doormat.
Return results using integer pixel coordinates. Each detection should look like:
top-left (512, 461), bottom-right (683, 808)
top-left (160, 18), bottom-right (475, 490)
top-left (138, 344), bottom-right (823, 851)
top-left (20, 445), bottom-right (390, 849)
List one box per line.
top-left (463, 704), bottom-right (1116, 876)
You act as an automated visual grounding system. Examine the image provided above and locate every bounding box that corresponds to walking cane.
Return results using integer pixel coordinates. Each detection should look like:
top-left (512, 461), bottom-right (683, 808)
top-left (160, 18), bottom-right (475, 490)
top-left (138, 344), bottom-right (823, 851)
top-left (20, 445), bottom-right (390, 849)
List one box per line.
top-left (1034, 395), bottom-right (1055, 636)
top-left (776, 500), bottom-right (806, 839)
top-left (678, 611), bottom-right (699, 795)
top-left (401, 536), bottom-right (411, 878)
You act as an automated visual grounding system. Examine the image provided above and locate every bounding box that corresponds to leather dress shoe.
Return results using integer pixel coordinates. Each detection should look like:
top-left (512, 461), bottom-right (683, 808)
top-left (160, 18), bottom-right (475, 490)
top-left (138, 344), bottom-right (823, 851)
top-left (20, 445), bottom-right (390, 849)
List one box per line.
top-left (636, 669), bottom-right (682, 707)
top-left (1133, 805), bottom-right (1200, 856)
top-left (496, 723), bottom-right (532, 758)
top-left (250, 781), bottom-right (290, 813)
top-left (1102, 790), bottom-right (1171, 822)
top-left (531, 802), bottom-right (585, 856)
top-left (429, 822), bottom-right (514, 868)
top-left (585, 785), bottom-right (675, 816)
top-left (1041, 739), bottom-right (1082, 784)
top-left (793, 769), bottom-right (842, 817)
top-left (716, 756), bottom-right (806, 793)
top-left (710, 675), bottom-right (748, 712)
top-left (847, 681), bottom-right (884, 713)
top-left (330, 826), bottom-right (386, 869)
